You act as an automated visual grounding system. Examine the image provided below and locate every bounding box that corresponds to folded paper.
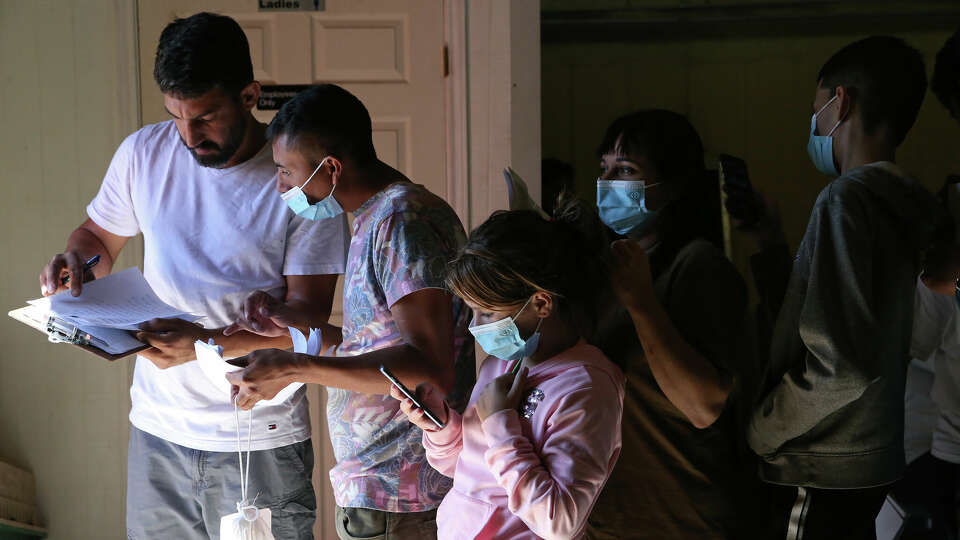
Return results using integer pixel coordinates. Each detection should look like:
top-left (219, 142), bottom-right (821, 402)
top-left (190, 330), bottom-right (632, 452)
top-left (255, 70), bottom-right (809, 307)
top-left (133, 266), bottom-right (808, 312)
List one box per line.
top-left (194, 326), bottom-right (319, 405)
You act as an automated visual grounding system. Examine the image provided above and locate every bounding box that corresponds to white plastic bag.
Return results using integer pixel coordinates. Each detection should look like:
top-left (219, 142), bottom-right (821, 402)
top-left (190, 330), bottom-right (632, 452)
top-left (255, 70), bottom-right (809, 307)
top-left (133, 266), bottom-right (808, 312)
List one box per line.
top-left (219, 400), bottom-right (276, 540)
top-left (503, 167), bottom-right (550, 217)
top-left (220, 504), bottom-right (273, 540)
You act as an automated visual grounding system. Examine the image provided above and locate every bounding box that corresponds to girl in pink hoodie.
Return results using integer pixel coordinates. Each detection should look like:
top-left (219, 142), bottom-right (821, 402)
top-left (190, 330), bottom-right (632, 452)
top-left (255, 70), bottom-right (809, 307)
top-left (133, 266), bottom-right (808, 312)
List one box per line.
top-left (391, 209), bottom-right (625, 540)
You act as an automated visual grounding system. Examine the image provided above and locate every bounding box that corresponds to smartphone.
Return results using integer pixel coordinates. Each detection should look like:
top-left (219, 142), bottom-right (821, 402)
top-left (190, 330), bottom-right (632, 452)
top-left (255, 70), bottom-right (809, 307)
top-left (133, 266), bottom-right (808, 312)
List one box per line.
top-left (718, 154), bottom-right (760, 227)
top-left (380, 365), bottom-right (445, 429)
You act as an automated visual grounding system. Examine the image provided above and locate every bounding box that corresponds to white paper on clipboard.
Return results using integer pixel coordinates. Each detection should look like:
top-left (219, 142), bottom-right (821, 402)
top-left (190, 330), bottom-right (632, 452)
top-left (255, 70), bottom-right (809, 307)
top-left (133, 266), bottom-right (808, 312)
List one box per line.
top-left (29, 267), bottom-right (196, 330)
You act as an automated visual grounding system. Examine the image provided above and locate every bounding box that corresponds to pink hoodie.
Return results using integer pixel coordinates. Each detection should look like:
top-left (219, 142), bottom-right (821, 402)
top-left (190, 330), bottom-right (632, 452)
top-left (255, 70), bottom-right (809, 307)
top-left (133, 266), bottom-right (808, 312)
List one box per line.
top-left (424, 342), bottom-right (625, 540)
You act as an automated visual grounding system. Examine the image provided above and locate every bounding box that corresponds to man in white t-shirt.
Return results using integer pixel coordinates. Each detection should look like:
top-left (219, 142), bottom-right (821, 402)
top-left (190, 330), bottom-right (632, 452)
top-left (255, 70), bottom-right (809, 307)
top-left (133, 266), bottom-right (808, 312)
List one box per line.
top-left (886, 228), bottom-right (960, 539)
top-left (37, 13), bottom-right (348, 540)
top-left (893, 267), bottom-right (960, 539)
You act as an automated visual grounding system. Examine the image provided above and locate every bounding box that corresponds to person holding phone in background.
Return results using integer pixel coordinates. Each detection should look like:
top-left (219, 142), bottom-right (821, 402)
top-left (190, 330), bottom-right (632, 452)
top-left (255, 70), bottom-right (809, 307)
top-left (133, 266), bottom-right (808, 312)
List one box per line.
top-left (393, 209), bottom-right (625, 540)
top-left (224, 84), bottom-right (474, 540)
top-left (585, 110), bottom-right (758, 539)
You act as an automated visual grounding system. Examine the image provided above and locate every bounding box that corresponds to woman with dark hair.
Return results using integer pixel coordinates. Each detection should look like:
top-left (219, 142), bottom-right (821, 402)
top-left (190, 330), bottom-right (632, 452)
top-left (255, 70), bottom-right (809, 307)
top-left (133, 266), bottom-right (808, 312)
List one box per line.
top-left (586, 110), bottom-right (757, 539)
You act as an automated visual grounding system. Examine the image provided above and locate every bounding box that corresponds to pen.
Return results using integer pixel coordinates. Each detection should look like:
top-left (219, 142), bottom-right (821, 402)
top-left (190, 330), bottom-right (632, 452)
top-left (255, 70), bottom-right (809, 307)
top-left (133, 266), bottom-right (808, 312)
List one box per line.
top-left (61, 255), bottom-right (101, 286)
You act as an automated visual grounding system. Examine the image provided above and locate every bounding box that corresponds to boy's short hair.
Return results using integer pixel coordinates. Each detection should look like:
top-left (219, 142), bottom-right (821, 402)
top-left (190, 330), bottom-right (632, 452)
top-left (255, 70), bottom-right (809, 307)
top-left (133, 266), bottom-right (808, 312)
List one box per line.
top-left (266, 84), bottom-right (377, 164)
top-left (818, 36), bottom-right (927, 147)
top-left (153, 12), bottom-right (254, 98)
top-left (933, 27), bottom-right (960, 115)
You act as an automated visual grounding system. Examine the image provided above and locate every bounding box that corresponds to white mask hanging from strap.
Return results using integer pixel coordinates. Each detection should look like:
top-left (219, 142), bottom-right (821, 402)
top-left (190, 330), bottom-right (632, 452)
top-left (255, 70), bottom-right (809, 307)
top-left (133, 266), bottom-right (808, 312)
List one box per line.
top-left (220, 398), bottom-right (276, 540)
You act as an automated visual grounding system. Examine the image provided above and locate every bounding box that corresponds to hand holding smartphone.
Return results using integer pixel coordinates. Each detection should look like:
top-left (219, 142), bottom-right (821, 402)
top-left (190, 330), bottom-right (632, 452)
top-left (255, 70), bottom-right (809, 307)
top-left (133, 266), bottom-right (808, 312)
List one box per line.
top-left (381, 365), bottom-right (446, 429)
top-left (719, 154), bottom-right (761, 228)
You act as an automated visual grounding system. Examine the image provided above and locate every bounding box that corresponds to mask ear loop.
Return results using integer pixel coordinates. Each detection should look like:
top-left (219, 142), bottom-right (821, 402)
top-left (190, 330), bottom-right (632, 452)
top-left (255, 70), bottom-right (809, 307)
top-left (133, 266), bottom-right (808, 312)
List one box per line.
top-left (826, 117), bottom-right (843, 137)
top-left (325, 178), bottom-right (339, 200)
top-left (814, 94), bottom-right (838, 118)
top-left (513, 295), bottom-right (535, 319)
top-left (531, 316), bottom-right (544, 336)
top-left (815, 94), bottom-right (843, 137)
top-left (511, 305), bottom-right (545, 375)
top-left (298, 156), bottom-right (330, 191)
top-left (518, 295), bottom-right (544, 342)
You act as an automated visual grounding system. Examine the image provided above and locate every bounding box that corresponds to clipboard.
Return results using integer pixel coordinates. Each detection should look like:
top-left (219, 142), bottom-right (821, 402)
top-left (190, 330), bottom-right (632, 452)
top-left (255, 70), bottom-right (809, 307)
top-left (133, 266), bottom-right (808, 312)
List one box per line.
top-left (8, 305), bottom-right (149, 361)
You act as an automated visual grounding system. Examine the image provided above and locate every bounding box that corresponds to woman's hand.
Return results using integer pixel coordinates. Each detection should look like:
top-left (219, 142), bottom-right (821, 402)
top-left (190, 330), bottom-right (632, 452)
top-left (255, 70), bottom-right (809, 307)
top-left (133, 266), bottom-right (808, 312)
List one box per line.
top-left (390, 382), bottom-right (449, 432)
top-left (476, 367), bottom-right (528, 422)
top-left (610, 239), bottom-right (657, 312)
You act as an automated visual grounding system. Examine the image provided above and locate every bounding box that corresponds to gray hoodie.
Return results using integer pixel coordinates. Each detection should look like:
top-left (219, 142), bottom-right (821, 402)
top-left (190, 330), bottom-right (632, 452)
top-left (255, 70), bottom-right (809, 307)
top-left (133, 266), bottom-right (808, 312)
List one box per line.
top-left (748, 162), bottom-right (945, 489)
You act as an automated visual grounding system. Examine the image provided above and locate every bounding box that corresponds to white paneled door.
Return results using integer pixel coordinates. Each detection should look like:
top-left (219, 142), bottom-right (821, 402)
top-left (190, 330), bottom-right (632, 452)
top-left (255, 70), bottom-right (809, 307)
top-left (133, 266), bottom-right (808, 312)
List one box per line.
top-left (138, 1), bottom-right (446, 193)
top-left (136, 1), bottom-right (448, 538)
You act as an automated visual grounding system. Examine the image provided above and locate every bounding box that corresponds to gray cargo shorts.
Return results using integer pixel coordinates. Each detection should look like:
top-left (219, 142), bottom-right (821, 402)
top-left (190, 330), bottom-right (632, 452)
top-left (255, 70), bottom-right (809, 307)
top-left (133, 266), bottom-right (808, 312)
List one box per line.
top-left (126, 426), bottom-right (316, 540)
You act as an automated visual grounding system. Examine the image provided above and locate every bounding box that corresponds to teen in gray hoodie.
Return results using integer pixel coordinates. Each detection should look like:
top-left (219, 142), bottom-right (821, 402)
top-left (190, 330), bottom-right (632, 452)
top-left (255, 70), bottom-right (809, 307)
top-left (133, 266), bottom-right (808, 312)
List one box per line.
top-left (749, 36), bottom-right (947, 539)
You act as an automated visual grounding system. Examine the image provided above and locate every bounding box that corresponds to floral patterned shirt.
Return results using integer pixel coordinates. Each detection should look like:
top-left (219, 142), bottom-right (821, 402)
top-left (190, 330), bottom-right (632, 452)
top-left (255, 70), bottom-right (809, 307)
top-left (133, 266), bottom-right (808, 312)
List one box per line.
top-left (327, 181), bottom-right (472, 511)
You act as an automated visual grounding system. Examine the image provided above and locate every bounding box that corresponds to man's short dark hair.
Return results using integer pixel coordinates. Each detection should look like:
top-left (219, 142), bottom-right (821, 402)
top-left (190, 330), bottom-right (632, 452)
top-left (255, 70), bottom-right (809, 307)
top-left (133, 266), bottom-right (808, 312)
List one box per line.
top-left (266, 84), bottom-right (377, 163)
top-left (154, 12), bottom-right (254, 98)
top-left (933, 27), bottom-right (960, 115)
top-left (817, 36), bottom-right (927, 147)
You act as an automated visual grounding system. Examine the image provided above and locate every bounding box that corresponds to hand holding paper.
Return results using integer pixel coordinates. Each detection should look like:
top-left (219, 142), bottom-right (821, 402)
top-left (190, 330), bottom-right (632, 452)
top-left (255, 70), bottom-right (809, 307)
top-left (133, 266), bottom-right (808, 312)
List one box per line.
top-left (204, 327), bottom-right (319, 409)
top-left (139, 317), bottom-right (213, 370)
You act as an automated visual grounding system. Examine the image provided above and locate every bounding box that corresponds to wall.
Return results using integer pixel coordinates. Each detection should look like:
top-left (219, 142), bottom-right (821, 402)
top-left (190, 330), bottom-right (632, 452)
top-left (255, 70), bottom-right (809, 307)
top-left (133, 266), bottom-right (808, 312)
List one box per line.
top-left (0, 1), bottom-right (142, 539)
top-left (542, 9), bottom-right (960, 283)
top-left (465, 0), bottom-right (542, 230)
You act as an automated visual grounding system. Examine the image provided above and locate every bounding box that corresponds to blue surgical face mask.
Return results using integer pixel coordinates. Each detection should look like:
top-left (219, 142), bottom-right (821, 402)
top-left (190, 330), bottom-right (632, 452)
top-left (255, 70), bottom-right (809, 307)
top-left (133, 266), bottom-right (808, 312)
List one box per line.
top-left (596, 179), bottom-right (662, 236)
top-left (468, 297), bottom-right (542, 362)
top-left (281, 157), bottom-right (344, 220)
top-left (807, 95), bottom-right (842, 177)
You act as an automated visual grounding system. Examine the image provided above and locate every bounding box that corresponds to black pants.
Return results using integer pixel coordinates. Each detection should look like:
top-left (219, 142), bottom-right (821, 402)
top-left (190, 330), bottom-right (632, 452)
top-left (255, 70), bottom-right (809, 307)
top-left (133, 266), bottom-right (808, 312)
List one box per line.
top-left (762, 482), bottom-right (890, 540)
top-left (891, 452), bottom-right (959, 539)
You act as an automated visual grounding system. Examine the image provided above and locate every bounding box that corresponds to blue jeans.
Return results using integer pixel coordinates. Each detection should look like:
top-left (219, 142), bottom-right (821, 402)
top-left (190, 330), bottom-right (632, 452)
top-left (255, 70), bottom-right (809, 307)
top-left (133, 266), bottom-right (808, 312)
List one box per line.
top-left (126, 426), bottom-right (316, 539)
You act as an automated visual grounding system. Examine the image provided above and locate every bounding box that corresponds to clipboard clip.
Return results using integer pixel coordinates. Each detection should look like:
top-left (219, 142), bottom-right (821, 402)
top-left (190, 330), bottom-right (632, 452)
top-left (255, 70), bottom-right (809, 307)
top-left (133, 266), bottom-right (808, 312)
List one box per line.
top-left (45, 315), bottom-right (91, 346)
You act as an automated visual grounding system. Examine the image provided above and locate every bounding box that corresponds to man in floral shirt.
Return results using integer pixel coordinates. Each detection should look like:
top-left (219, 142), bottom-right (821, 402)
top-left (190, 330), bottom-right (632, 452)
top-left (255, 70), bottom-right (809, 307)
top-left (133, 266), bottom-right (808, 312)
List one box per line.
top-left (225, 84), bottom-right (473, 539)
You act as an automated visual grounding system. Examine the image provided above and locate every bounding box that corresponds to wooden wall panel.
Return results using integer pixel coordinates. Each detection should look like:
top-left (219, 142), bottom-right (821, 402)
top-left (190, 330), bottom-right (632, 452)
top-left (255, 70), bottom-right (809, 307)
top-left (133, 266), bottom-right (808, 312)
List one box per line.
top-left (0, 1), bottom-right (141, 538)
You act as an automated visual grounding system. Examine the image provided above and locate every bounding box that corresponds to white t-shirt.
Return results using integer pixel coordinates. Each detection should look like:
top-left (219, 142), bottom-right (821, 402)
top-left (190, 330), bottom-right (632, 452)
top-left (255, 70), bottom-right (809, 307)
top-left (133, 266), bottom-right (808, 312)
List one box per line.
top-left (904, 275), bottom-right (960, 465)
top-left (87, 120), bottom-right (349, 452)
top-left (933, 304), bottom-right (960, 464)
top-left (904, 278), bottom-right (952, 464)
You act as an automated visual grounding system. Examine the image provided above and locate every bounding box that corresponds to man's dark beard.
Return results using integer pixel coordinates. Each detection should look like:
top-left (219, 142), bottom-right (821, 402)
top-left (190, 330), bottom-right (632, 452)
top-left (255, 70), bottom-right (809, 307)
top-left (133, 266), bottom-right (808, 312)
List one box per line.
top-left (182, 118), bottom-right (247, 168)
